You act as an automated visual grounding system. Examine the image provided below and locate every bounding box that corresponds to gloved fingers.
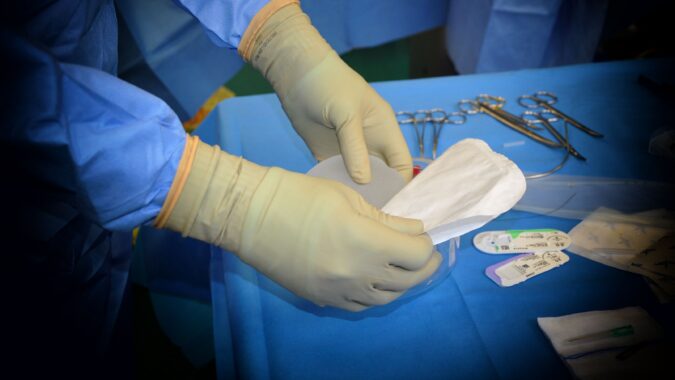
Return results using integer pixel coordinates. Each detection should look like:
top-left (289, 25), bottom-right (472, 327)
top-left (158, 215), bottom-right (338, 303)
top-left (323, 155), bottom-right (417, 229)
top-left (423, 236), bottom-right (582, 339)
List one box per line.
top-left (375, 251), bottom-right (442, 292)
top-left (344, 287), bottom-right (404, 309)
top-left (382, 143), bottom-right (414, 183)
top-left (364, 288), bottom-right (405, 306)
top-left (377, 108), bottom-right (414, 182)
top-left (352, 215), bottom-right (434, 271)
top-left (374, 213), bottom-right (425, 236)
top-left (385, 232), bottom-right (435, 271)
top-left (348, 193), bottom-right (425, 235)
top-left (301, 124), bottom-right (340, 162)
top-left (334, 115), bottom-right (372, 184)
top-left (341, 299), bottom-right (370, 312)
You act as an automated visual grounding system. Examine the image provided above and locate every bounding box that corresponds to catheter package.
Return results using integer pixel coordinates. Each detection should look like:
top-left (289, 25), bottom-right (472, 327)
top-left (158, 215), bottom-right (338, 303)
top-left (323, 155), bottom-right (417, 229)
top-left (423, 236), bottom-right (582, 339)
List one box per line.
top-left (311, 139), bottom-right (526, 298)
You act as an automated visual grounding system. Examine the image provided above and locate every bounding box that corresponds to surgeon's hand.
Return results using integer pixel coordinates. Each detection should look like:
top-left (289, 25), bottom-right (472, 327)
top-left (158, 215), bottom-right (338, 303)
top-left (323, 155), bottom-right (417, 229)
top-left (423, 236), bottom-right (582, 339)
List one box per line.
top-left (156, 137), bottom-right (440, 311)
top-left (239, 167), bottom-right (440, 311)
top-left (239, 3), bottom-right (413, 184)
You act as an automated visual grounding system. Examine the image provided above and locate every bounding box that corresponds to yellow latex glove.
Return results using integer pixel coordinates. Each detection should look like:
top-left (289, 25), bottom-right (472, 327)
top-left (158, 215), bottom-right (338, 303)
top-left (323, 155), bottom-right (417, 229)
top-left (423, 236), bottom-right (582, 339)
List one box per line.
top-left (156, 137), bottom-right (440, 311)
top-left (239, 3), bottom-right (413, 184)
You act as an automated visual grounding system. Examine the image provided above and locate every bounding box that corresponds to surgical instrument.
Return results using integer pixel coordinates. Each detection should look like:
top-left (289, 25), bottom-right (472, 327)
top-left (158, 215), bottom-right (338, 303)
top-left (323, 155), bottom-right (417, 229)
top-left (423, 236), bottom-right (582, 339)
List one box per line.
top-left (428, 108), bottom-right (447, 160)
top-left (396, 111), bottom-right (425, 157)
top-left (524, 115), bottom-right (571, 179)
top-left (399, 97), bottom-right (572, 179)
top-left (458, 97), bottom-right (560, 147)
top-left (428, 108), bottom-right (467, 159)
top-left (518, 91), bottom-right (604, 137)
top-left (475, 94), bottom-right (547, 131)
top-left (521, 110), bottom-right (586, 161)
top-left (396, 108), bottom-right (466, 160)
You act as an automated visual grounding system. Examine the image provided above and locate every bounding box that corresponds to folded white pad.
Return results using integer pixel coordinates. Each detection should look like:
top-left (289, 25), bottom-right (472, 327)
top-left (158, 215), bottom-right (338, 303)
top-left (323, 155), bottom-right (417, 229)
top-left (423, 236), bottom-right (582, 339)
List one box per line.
top-left (383, 139), bottom-right (526, 244)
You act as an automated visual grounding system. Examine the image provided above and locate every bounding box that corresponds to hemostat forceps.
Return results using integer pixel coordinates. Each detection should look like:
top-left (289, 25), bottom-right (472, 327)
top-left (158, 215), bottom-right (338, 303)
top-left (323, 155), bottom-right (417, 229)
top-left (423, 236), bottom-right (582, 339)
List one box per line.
top-left (427, 108), bottom-right (466, 159)
top-left (396, 108), bottom-right (467, 160)
top-left (458, 95), bottom-right (559, 147)
top-left (396, 111), bottom-right (428, 157)
top-left (518, 91), bottom-right (603, 138)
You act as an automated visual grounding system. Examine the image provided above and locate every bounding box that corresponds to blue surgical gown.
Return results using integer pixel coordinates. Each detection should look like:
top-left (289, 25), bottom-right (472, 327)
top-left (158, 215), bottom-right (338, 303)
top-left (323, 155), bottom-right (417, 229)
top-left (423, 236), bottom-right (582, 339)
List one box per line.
top-left (0, 0), bottom-right (265, 374)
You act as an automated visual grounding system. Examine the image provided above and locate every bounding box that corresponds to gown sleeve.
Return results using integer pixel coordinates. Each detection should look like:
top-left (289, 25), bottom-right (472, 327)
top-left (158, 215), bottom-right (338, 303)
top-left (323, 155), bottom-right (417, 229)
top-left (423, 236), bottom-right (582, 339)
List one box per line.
top-left (175, 0), bottom-right (269, 48)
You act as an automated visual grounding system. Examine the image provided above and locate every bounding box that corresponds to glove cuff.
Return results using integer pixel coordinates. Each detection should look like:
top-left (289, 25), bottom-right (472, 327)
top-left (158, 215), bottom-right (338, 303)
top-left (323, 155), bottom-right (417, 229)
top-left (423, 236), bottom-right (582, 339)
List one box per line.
top-left (239, 0), bottom-right (299, 61)
top-left (155, 135), bottom-right (268, 253)
top-left (240, 2), bottom-right (332, 97)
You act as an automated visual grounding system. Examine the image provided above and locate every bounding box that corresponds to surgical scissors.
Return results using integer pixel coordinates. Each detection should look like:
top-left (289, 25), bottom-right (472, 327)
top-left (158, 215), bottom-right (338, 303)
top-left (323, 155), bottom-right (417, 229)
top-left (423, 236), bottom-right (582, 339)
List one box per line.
top-left (518, 91), bottom-right (604, 138)
top-left (458, 96), bottom-right (560, 147)
top-left (474, 94), bottom-right (547, 131)
top-left (523, 111), bottom-right (572, 179)
top-left (521, 110), bottom-right (586, 161)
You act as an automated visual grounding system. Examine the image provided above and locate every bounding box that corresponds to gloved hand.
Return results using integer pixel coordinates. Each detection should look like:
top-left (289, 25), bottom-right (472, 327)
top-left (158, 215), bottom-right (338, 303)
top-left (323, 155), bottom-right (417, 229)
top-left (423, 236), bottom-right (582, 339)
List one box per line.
top-left (239, 2), bottom-right (413, 184)
top-left (156, 137), bottom-right (440, 311)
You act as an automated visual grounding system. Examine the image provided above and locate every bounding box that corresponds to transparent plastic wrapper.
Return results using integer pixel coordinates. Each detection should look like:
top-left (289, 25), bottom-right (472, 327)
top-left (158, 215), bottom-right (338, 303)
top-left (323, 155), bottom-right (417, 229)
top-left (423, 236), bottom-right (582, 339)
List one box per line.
top-left (308, 139), bottom-right (526, 301)
top-left (566, 207), bottom-right (675, 302)
top-left (567, 208), bottom-right (675, 270)
top-left (514, 175), bottom-right (675, 220)
top-left (306, 154), bottom-right (407, 208)
top-left (403, 236), bottom-right (458, 299)
top-left (308, 155), bottom-right (458, 299)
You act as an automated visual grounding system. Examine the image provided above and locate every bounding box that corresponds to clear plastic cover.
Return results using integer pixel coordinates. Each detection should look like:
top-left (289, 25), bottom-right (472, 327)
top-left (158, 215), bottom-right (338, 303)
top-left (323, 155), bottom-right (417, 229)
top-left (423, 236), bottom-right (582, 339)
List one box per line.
top-left (306, 155), bottom-right (405, 208)
top-left (307, 155), bottom-right (455, 301)
top-left (398, 236), bottom-right (458, 300)
top-left (514, 174), bottom-right (675, 220)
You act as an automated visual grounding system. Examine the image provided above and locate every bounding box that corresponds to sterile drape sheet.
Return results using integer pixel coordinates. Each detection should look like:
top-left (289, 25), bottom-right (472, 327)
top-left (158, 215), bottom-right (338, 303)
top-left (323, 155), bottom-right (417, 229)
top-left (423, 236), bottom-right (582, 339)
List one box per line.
top-left (203, 59), bottom-right (674, 379)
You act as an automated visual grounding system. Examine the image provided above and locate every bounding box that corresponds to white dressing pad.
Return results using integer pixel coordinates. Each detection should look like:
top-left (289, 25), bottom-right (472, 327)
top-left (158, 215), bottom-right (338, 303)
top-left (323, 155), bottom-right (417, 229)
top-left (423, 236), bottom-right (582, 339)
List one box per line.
top-left (485, 251), bottom-right (569, 287)
top-left (473, 229), bottom-right (571, 254)
top-left (383, 139), bottom-right (526, 244)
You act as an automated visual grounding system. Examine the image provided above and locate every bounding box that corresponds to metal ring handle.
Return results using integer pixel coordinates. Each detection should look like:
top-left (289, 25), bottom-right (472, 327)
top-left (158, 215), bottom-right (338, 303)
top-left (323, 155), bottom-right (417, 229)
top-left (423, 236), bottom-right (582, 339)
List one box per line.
top-left (520, 110), bottom-right (545, 125)
top-left (414, 110), bottom-right (432, 122)
top-left (445, 111), bottom-right (467, 125)
top-left (517, 95), bottom-right (541, 108)
top-left (538, 109), bottom-right (559, 123)
top-left (534, 90), bottom-right (558, 105)
top-left (476, 94), bottom-right (505, 109)
top-left (396, 111), bottom-right (415, 124)
top-left (458, 99), bottom-right (480, 115)
top-left (520, 110), bottom-right (559, 125)
top-left (428, 108), bottom-right (447, 122)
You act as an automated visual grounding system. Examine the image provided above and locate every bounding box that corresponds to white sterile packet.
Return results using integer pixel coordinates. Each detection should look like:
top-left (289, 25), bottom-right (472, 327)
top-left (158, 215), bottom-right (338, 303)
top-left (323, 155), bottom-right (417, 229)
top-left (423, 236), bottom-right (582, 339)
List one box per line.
top-left (383, 139), bottom-right (527, 244)
top-left (537, 307), bottom-right (674, 380)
